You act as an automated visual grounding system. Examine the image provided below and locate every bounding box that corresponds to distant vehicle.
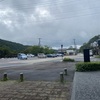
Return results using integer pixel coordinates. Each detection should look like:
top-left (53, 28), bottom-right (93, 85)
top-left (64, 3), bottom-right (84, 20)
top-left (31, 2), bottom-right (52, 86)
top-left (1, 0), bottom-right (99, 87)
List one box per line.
top-left (17, 53), bottom-right (27, 60)
top-left (27, 54), bottom-right (34, 58)
top-left (38, 53), bottom-right (46, 58)
top-left (52, 54), bottom-right (58, 57)
top-left (46, 54), bottom-right (53, 57)
top-left (56, 53), bottom-right (63, 57)
top-left (46, 54), bottom-right (58, 58)
top-left (90, 50), bottom-right (93, 56)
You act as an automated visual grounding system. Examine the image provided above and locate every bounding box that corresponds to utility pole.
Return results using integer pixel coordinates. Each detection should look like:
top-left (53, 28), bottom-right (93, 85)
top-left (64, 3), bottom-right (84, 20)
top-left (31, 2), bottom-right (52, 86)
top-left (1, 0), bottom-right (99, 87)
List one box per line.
top-left (38, 38), bottom-right (41, 54)
top-left (73, 39), bottom-right (77, 55)
top-left (73, 39), bottom-right (76, 49)
top-left (61, 44), bottom-right (63, 61)
top-left (38, 38), bottom-right (41, 47)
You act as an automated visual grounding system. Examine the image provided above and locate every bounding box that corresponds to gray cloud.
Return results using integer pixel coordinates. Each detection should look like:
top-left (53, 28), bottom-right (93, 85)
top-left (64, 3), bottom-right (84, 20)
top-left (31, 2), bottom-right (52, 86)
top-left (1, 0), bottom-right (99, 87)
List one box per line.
top-left (0, 0), bottom-right (100, 48)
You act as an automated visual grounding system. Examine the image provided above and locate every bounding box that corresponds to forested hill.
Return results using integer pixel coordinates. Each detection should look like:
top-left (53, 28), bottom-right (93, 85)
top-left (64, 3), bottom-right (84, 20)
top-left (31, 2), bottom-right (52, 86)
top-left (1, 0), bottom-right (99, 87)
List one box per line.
top-left (0, 39), bottom-right (28, 51)
top-left (79, 35), bottom-right (100, 52)
top-left (0, 38), bottom-right (54, 58)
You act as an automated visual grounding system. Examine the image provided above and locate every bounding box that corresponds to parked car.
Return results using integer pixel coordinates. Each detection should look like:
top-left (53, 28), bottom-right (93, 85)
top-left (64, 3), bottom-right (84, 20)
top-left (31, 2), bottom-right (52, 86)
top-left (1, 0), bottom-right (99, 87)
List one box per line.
top-left (38, 53), bottom-right (46, 58)
top-left (46, 54), bottom-right (57, 58)
top-left (56, 53), bottom-right (63, 57)
top-left (46, 54), bottom-right (53, 57)
top-left (17, 53), bottom-right (27, 60)
top-left (27, 54), bottom-right (35, 58)
top-left (52, 54), bottom-right (58, 57)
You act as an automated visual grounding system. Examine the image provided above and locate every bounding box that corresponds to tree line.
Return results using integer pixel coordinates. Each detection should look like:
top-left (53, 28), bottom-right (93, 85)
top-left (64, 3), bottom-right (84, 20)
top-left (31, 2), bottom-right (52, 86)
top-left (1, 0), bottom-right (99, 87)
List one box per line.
top-left (0, 45), bottom-right (55, 58)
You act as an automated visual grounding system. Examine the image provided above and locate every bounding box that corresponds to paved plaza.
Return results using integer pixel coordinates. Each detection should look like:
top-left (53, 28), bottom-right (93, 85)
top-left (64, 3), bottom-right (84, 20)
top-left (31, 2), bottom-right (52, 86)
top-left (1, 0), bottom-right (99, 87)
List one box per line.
top-left (0, 61), bottom-right (76, 100)
top-left (0, 81), bottom-right (72, 100)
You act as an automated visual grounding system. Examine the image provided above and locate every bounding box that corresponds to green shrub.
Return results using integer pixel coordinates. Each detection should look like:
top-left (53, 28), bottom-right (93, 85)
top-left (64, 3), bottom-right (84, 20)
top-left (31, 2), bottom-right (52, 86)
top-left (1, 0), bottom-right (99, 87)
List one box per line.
top-left (76, 62), bottom-right (100, 72)
top-left (95, 55), bottom-right (100, 58)
top-left (63, 58), bottom-right (75, 62)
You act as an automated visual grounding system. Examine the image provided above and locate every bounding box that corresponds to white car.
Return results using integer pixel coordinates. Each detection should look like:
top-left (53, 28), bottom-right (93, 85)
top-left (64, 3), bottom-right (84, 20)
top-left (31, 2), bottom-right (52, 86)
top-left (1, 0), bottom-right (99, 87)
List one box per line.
top-left (17, 53), bottom-right (27, 60)
top-left (27, 54), bottom-right (35, 58)
top-left (38, 53), bottom-right (46, 58)
top-left (56, 53), bottom-right (63, 57)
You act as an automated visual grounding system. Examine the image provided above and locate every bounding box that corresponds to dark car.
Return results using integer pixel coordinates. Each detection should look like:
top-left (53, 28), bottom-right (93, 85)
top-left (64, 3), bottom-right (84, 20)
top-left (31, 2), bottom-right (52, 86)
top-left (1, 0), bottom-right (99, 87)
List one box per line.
top-left (52, 54), bottom-right (57, 57)
top-left (46, 54), bottom-right (53, 57)
top-left (47, 54), bottom-right (57, 58)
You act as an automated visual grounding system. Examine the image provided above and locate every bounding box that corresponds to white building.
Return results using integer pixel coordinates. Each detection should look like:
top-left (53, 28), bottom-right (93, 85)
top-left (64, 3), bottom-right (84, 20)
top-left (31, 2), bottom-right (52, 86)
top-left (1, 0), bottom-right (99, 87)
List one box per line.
top-left (66, 50), bottom-right (75, 55)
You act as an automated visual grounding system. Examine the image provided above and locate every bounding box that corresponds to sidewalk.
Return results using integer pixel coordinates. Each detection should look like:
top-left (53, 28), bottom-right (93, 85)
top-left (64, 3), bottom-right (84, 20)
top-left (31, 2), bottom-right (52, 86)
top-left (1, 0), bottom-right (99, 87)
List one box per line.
top-left (0, 81), bottom-right (72, 100)
top-left (71, 71), bottom-right (100, 100)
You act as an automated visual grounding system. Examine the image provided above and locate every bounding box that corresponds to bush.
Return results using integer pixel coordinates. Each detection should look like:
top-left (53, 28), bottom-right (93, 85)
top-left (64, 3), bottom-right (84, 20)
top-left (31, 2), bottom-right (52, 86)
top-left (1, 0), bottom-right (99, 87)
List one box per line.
top-left (76, 62), bottom-right (100, 72)
top-left (95, 55), bottom-right (100, 58)
top-left (63, 58), bottom-right (75, 62)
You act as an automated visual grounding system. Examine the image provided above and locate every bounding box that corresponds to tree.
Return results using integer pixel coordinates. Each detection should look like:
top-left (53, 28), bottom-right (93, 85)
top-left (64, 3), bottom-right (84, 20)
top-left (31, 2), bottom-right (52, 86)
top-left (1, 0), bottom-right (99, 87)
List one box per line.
top-left (24, 45), bottom-right (55, 55)
top-left (43, 46), bottom-right (54, 54)
top-left (79, 35), bottom-right (100, 53)
top-left (0, 47), bottom-right (10, 58)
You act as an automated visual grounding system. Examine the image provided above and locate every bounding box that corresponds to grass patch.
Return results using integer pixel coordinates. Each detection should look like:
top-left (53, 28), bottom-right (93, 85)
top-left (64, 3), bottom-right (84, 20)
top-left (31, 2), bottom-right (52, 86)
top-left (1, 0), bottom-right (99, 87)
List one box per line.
top-left (95, 55), bottom-right (100, 58)
top-left (63, 58), bottom-right (75, 62)
top-left (76, 62), bottom-right (100, 72)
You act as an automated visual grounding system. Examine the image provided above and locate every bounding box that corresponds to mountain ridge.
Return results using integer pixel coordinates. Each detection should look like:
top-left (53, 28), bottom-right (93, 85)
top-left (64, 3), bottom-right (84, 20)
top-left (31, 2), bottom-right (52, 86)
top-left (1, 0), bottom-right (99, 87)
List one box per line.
top-left (0, 38), bottom-right (29, 52)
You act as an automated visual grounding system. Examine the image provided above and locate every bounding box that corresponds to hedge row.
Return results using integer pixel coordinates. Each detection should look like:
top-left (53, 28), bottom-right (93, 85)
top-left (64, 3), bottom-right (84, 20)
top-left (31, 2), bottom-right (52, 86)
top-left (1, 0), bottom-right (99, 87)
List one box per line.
top-left (63, 58), bottom-right (75, 62)
top-left (76, 62), bottom-right (100, 72)
top-left (95, 55), bottom-right (100, 58)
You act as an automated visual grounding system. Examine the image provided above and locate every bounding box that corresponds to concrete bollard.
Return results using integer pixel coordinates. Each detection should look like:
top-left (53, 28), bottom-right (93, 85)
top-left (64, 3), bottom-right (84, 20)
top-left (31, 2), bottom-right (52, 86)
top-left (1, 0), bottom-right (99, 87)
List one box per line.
top-left (60, 72), bottom-right (64, 83)
top-left (3, 72), bottom-right (8, 81)
top-left (64, 68), bottom-right (67, 75)
top-left (20, 73), bottom-right (24, 82)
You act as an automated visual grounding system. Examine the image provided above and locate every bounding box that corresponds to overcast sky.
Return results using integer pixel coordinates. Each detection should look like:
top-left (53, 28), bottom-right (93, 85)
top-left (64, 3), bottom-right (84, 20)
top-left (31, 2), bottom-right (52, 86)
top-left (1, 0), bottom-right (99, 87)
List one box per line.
top-left (0, 0), bottom-right (100, 48)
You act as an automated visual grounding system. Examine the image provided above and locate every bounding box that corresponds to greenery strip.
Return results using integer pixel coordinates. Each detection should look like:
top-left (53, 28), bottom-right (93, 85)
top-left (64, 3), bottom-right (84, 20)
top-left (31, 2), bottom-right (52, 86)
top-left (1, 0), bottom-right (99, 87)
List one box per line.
top-left (76, 62), bottom-right (100, 72)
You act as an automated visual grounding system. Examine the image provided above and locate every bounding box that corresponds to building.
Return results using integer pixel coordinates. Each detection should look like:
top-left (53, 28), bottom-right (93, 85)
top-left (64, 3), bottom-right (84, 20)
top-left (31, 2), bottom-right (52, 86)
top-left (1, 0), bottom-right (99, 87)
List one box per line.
top-left (66, 50), bottom-right (75, 55)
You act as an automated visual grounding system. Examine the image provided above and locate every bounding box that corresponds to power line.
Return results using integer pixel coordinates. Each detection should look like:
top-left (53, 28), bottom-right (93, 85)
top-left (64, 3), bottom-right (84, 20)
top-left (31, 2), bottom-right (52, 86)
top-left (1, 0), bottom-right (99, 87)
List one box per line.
top-left (1, 0), bottom-right (98, 12)
top-left (0, 1), bottom-right (100, 24)
top-left (0, 0), bottom-right (80, 8)
top-left (0, 0), bottom-right (5, 2)
top-left (21, 11), bottom-right (100, 24)
top-left (0, 0), bottom-right (97, 14)
top-left (0, 0), bottom-right (99, 14)
top-left (0, 0), bottom-right (100, 17)
top-left (0, 5), bottom-right (100, 19)
top-left (0, 10), bottom-right (100, 25)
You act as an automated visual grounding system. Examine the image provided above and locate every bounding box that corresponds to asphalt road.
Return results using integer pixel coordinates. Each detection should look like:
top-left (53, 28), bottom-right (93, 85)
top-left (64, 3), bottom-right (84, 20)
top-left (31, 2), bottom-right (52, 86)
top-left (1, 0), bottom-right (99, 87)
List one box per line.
top-left (0, 57), bottom-right (62, 68)
top-left (0, 54), bottom-right (99, 68)
top-left (0, 59), bottom-right (75, 81)
top-left (0, 54), bottom-right (99, 81)
top-left (66, 53), bottom-right (100, 62)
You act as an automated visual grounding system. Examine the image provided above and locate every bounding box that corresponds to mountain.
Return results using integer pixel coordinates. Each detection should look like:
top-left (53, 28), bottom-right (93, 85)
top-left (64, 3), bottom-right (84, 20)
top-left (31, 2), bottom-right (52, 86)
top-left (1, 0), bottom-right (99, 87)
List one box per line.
top-left (0, 39), bottom-right (29, 52)
top-left (79, 35), bottom-right (100, 52)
